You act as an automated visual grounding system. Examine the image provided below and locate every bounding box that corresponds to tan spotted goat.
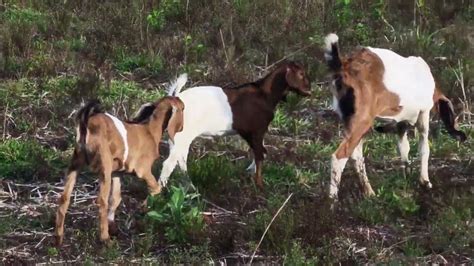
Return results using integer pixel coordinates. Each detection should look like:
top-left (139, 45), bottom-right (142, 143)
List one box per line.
top-left (55, 76), bottom-right (186, 245)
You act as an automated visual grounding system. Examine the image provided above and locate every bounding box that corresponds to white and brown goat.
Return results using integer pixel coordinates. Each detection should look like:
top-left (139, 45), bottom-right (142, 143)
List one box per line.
top-left (55, 92), bottom-right (184, 245)
top-left (323, 33), bottom-right (466, 200)
top-left (154, 62), bottom-right (311, 190)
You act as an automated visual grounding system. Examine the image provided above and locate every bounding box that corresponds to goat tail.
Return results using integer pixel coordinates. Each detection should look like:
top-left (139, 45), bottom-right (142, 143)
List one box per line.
top-left (75, 100), bottom-right (104, 147)
top-left (435, 92), bottom-right (467, 142)
top-left (324, 33), bottom-right (342, 72)
top-left (167, 73), bottom-right (188, 96)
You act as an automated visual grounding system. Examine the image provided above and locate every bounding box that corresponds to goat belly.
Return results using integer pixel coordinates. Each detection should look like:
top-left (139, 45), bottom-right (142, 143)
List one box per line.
top-left (179, 86), bottom-right (235, 137)
top-left (368, 47), bottom-right (435, 124)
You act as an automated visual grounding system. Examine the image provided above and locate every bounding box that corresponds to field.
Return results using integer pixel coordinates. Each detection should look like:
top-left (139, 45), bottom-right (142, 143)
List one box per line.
top-left (0, 0), bottom-right (473, 264)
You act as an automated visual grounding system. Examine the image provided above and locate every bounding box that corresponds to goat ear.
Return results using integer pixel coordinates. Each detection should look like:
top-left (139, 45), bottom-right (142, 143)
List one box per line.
top-left (285, 66), bottom-right (298, 87)
top-left (131, 103), bottom-right (155, 123)
top-left (167, 103), bottom-right (184, 142)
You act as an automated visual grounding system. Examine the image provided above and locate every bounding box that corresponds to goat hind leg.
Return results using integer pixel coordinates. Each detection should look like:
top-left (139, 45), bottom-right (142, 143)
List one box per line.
top-left (55, 149), bottom-right (83, 246)
top-left (107, 176), bottom-right (122, 235)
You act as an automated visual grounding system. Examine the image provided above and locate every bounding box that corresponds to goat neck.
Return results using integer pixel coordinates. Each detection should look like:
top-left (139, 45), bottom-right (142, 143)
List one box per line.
top-left (260, 65), bottom-right (289, 108)
top-left (144, 106), bottom-right (167, 149)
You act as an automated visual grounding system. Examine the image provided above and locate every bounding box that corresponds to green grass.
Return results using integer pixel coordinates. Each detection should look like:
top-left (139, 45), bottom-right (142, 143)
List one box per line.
top-left (0, 1), bottom-right (473, 264)
top-left (0, 139), bottom-right (65, 181)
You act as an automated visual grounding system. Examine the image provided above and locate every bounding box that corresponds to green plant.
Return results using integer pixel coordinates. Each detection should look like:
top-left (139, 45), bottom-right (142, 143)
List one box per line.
top-left (146, 186), bottom-right (204, 244)
top-left (401, 240), bottom-right (425, 257)
top-left (2, 6), bottom-right (49, 31)
top-left (147, 0), bottom-right (183, 31)
top-left (100, 240), bottom-right (120, 261)
top-left (47, 247), bottom-right (59, 257)
top-left (113, 49), bottom-right (164, 75)
top-left (284, 241), bottom-right (319, 265)
top-left (429, 206), bottom-right (473, 252)
top-left (0, 139), bottom-right (65, 181)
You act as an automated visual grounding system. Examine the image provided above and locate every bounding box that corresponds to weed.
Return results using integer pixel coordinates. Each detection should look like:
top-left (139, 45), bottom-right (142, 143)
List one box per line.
top-left (429, 206), bottom-right (473, 252)
top-left (113, 48), bottom-right (164, 75)
top-left (147, 0), bottom-right (184, 31)
top-left (167, 244), bottom-right (212, 264)
top-left (100, 240), bottom-right (120, 261)
top-left (146, 186), bottom-right (204, 244)
top-left (47, 247), bottom-right (59, 257)
top-left (98, 79), bottom-right (166, 116)
top-left (0, 139), bottom-right (65, 181)
top-left (401, 240), bottom-right (425, 258)
top-left (284, 241), bottom-right (319, 265)
top-left (187, 154), bottom-right (241, 193)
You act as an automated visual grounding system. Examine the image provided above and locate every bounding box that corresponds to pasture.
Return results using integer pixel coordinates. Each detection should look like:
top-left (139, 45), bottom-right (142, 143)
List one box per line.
top-left (0, 1), bottom-right (473, 264)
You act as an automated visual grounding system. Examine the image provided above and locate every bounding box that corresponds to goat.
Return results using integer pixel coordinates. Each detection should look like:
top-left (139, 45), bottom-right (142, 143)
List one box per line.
top-left (323, 33), bottom-right (467, 200)
top-left (150, 62), bottom-right (311, 190)
top-left (55, 89), bottom-right (185, 246)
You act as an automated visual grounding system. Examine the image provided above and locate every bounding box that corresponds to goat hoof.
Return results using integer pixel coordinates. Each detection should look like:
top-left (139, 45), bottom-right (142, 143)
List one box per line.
top-left (159, 179), bottom-right (168, 188)
top-left (421, 180), bottom-right (432, 189)
top-left (363, 187), bottom-right (376, 197)
top-left (329, 198), bottom-right (338, 211)
top-left (108, 221), bottom-right (118, 236)
top-left (55, 235), bottom-right (64, 247)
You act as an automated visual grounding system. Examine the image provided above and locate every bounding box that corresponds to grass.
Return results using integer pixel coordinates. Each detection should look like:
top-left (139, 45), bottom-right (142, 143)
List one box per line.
top-left (0, 0), bottom-right (473, 264)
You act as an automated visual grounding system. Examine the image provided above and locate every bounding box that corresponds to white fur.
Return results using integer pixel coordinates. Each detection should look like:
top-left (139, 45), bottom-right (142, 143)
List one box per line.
top-left (368, 47), bottom-right (435, 125)
top-left (324, 33), bottom-right (339, 52)
top-left (246, 159), bottom-right (256, 173)
top-left (332, 95), bottom-right (342, 118)
top-left (168, 73), bottom-right (188, 96)
top-left (397, 131), bottom-right (410, 163)
top-left (105, 113), bottom-right (128, 162)
top-left (159, 86), bottom-right (235, 186)
top-left (416, 110), bottom-right (432, 188)
top-left (75, 126), bottom-right (80, 143)
top-left (132, 103), bottom-right (154, 118)
top-left (329, 154), bottom-right (348, 199)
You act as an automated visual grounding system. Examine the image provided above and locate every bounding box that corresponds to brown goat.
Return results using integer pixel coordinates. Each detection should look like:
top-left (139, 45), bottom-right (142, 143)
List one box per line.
top-left (157, 62), bottom-right (311, 190)
top-left (323, 33), bottom-right (466, 200)
top-left (55, 96), bottom-right (184, 246)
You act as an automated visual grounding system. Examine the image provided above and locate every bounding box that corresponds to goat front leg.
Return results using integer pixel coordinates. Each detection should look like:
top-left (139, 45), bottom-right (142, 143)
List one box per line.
top-left (350, 139), bottom-right (375, 197)
top-left (160, 134), bottom-right (193, 187)
top-left (330, 118), bottom-right (373, 200)
top-left (416, 110), bottom-right (432, 188)
top-left (97, 151), bottom-right (113, 244)
top-left (107, 176), bottom-right (122, 235)
top-left (55, 148), bottom-right (83, 246)
top-left (249, 133), bottom-right (266, 190)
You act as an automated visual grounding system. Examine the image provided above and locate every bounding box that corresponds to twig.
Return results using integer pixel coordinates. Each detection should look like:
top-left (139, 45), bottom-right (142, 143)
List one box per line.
top-left (249, 193), bottom-right (293, 264)
top-left (3, 100), bottom-right (8, 141)
top-left (219, 28), bottom-right (230, 66)
top-left (261, 44), bottom-right (315, 73)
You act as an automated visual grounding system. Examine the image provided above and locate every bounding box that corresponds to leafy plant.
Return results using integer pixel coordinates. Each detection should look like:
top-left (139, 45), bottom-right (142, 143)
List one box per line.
top-left (0, 139), bottom-right (65, 181)
top-left (113, 49), bottom-right (164, 75)
top-left (146, 186), bottom-right (204, 244)
top-left (147, 0), bottom-right (183, 30)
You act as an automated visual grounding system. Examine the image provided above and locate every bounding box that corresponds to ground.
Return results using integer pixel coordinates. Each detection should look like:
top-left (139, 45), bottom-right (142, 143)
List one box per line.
top-left (0, 1), bottom-right (473, 264)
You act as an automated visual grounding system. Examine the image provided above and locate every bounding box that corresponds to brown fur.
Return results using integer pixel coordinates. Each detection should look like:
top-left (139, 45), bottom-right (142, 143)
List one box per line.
top-left (224, 62), bottom-right (311, 189)
top-left (333, 48), bottom-right (401, 159)
top-left (55, 97), bottom-right (184, 246)
top-left (325, 35), bottom-right (466, 200)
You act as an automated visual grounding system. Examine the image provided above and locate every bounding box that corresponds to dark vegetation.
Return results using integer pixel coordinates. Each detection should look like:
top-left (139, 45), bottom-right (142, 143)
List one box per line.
top-left (0, 0), bottom-right (473, 263)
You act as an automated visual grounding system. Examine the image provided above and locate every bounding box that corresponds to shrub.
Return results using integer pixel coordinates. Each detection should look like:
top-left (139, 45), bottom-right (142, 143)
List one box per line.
top-left (146, 186), bottom-right (204, 244)
top-left (0, 139), bottom-right (65, 181)
top-left (147, 0), bottom-right (184, 31)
